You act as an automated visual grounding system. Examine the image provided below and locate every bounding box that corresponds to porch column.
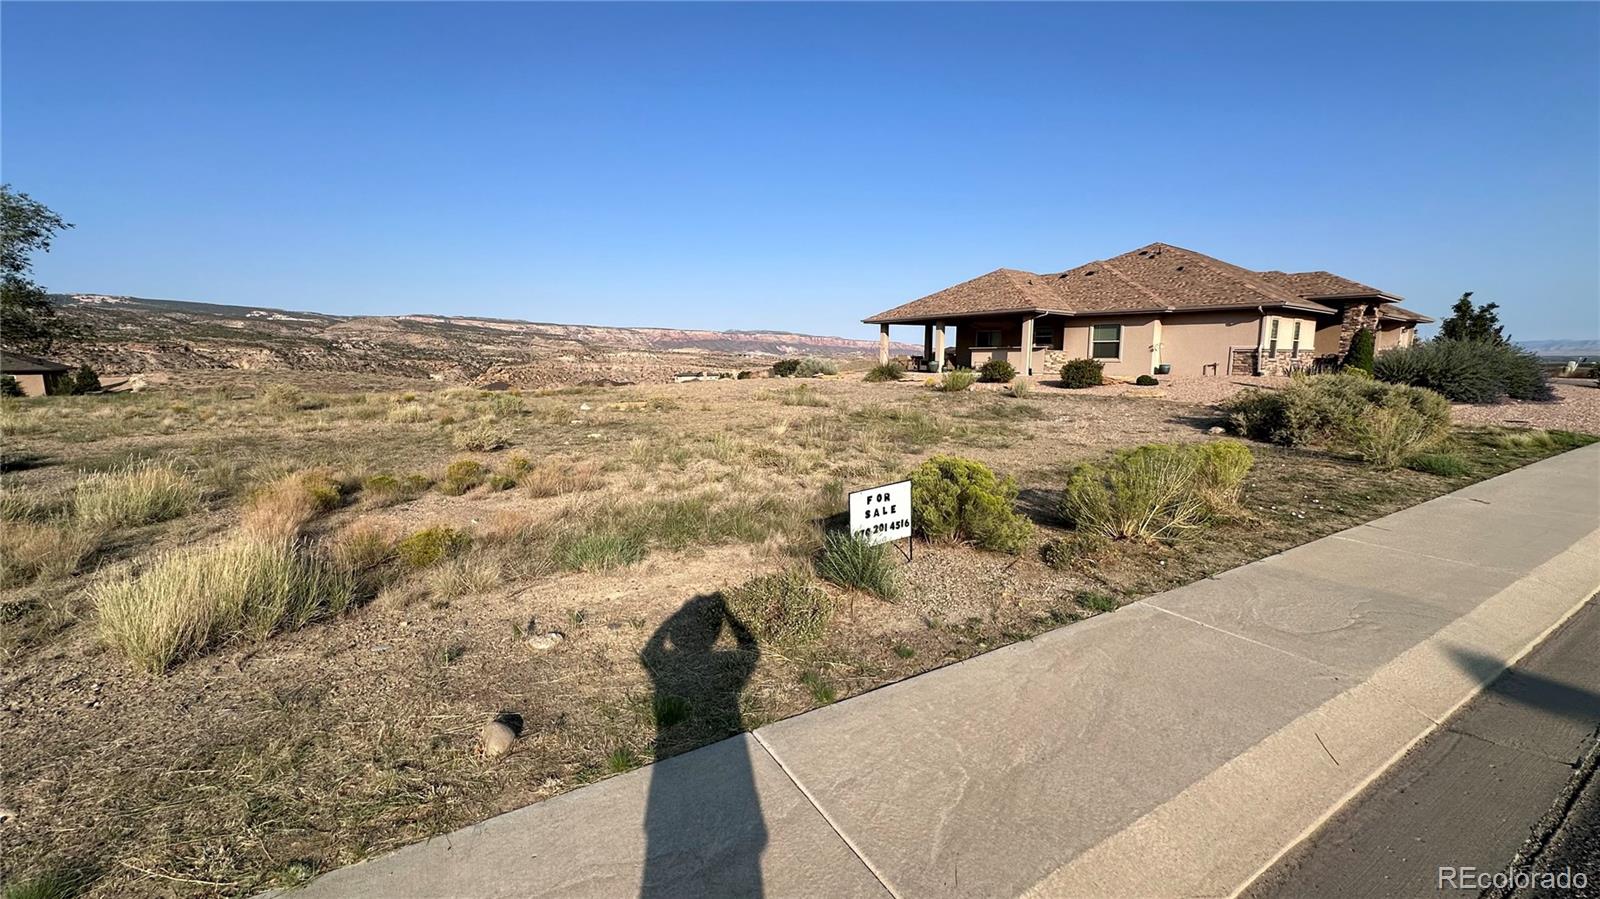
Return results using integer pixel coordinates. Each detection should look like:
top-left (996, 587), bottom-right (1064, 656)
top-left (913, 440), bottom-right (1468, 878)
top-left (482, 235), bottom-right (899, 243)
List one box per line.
top-left (934, 322), bottom-right (947, 372)
top-left (877, 324), bottom-right (890, 365)
top-left (924, 323), bottom-right (934, 364)
top-left (1020, 316), bottom-right (1035, 377)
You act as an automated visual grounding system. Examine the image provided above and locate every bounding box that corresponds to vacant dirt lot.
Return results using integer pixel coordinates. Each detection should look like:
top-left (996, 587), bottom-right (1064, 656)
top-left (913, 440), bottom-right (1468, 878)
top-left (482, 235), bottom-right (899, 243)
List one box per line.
top-left (0, 371), bottom-right (1590, 897)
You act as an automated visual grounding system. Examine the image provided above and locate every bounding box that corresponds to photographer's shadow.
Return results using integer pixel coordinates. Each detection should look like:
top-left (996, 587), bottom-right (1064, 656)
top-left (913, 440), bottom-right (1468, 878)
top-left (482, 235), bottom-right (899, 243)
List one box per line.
top-left (639, 592), bottom-right (765, 898)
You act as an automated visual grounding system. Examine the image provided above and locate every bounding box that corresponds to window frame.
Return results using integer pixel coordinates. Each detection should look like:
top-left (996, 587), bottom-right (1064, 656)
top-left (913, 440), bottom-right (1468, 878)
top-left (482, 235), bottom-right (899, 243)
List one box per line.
top-left (1033, 323), bottom-right (1056, 349)
top-left (975, 329), bottom-right (1003, 349)
top-left (1267, 318), bottom-right (1281, 355)
top-left (1089, 323), bottom-right (1122, 360)
top-left (1291, 320), bottom-right (1303, 355)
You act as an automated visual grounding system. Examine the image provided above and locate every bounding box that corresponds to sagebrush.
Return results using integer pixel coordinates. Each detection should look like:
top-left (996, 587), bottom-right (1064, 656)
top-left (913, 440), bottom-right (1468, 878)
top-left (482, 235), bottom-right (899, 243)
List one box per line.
top-left (1060, 440), bottom-right (1253, 541)
top-left (909, 455), bottom-right (1033, 553)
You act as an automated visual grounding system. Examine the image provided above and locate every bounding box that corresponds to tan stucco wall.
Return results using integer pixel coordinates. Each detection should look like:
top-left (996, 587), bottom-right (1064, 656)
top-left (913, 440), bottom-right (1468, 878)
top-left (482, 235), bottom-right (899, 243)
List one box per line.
top-left (1149, 310), bottom-right (1262, 377)
top-left (1375, 322), bottom-right (1416, 350)
top-left (9, 373), bottom-right (49, 397)
top-left (1055, 315), bottom-right (1161, 378)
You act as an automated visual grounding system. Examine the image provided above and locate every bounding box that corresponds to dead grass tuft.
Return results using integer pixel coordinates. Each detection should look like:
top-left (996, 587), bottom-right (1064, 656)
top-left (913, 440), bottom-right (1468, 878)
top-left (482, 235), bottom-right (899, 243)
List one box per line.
top-left (73, 460), bottom-right (200, 529)
top-left (243, 470), bottom-right (344, 539)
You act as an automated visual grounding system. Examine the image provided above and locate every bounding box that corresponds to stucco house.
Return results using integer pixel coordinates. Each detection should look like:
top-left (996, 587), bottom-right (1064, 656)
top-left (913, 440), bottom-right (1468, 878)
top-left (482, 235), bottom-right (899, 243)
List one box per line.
top-left (865, 243), bottom-right (1432, 378)
top-left (0, 351), bottom-right (73, 396)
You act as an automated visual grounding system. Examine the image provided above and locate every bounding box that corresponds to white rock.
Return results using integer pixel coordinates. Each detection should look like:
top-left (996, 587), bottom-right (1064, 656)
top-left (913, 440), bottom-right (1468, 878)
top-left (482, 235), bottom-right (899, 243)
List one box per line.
top-left (525, 632), bottom-right (565, 652)
top-left (480, 721), bottom-right (516, 758)
top-left (1207, 426), bottom-right (1227, 435)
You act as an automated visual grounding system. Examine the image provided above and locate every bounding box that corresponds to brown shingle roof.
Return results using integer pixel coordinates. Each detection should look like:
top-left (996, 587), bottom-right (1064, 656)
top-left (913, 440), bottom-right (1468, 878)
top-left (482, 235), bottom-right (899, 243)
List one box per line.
top-left (1255, 270), bottom-right (1395, 300)
top-left (865, 242), bottom-right (1343, 324)
top-left (0, 351), bottom-right (71, 374)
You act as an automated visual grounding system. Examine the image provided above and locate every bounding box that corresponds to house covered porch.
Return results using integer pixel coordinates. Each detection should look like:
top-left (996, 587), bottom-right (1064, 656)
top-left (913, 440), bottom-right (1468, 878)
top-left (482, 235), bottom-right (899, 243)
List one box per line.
top-left (874, 312), bottom-right (1065, 376)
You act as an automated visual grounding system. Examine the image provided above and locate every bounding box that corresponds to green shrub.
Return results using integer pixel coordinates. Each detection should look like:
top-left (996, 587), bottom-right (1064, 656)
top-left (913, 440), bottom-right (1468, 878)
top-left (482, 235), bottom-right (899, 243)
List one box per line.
top-left (61, 365), bottom-right (101, 395)
top-left (1344, 329), bottom-right (1376, 373)
top-left (394, 526), bottom-right (470, 569)
top-left (1076, 591), bottom-right (1120, 613)
top-left (1373, 339), bottom-right (1552, 403)
top-left (74, 461), bottom-right (199, 529)
top-left (0, 375), bottom-right (22, 398)
top-left (865, 362), bottom-right (906, 383)
top-left (1406, 452), bottom-right (1470, 477)
top-left (441, 459), bottom-right (488, 495)
top-left (979, 359), bottom-right (1016, 383)
top-left (363, 472), bottom-right (429, 505)
top-left (1134, 374), bottom-right (1159, 386)
top-left (934, 368), bottom-right (976, 392)
top-left (724, 569), bottom-right (833, 645)
top-left (1223, 374), bottom-right (1450, 463)
top-left (909, 456), bottom-right (1033, 553)
top-left (777, 384), bottom-right (828, 406)
top-left (814, 532), bottom-right (899, 599)
top-left (772, 358), bottom-right (837, 378)
top-left (1060, 358), bottom-right (1103, 388)
top-left (95, 537), bottom-right (354, 672)
top-left (1060, 440), bottom-right (1253, 541)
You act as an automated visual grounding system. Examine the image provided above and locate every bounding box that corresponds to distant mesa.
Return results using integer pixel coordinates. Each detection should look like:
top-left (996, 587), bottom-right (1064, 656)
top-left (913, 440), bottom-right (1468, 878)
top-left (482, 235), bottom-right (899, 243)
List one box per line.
top-left (48, 293), bottom-right (918, 389)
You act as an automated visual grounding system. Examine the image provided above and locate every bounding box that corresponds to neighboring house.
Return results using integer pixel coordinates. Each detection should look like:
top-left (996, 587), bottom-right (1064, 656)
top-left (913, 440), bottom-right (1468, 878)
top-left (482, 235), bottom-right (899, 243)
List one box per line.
top-left (865, 242), bottom-right (1432, 378)
top-left (0, 351), bottom-right (73, 396)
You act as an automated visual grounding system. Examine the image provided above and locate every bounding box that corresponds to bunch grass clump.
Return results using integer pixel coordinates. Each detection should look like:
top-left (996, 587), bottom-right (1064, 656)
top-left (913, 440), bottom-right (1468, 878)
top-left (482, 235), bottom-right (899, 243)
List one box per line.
top-left (441, 459), bottom-right (488, 495)
top-left (814, 532), bottom-right (899, 599)
top-left (394, 526), bottom-right (470, 569)
top-left (451, 421), bottom-right (512, 452)
top-left (934, 368), bottom-right (976, 392)
top-left (1060, 440), bottom-right (1253, 541)
top-left (73, 460), bottom-right (200, 529)
top-left (95, 537), bottom-right (354, 673)
top-left (864, 362), bottom-right (906, 383)
top-left (242, 469), bottom-right (343, 539)
top-left (0, 520), bottom-right (99, 588)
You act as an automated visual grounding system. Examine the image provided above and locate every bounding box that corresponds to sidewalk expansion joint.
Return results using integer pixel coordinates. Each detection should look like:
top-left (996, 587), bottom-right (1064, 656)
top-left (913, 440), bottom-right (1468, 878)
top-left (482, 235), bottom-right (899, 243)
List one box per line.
top-left (750, 730), bottom-right (904, 899)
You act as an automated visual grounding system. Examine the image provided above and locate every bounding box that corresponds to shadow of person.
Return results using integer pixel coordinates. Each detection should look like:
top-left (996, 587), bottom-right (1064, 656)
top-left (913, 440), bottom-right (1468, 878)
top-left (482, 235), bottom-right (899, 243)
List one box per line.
top-left (639, 593), bottom-right (764, 898)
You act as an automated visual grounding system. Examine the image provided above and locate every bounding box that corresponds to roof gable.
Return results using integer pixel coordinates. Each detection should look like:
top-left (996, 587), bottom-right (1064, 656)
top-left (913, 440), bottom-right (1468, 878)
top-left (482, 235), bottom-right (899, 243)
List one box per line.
top-left (0, 351), bottom-right (72, 374)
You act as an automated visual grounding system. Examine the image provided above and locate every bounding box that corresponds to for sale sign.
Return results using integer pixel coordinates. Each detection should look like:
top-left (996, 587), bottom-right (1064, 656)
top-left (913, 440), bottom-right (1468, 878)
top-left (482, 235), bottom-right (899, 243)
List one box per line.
top-left (848, 480), bottom-right (912, 547)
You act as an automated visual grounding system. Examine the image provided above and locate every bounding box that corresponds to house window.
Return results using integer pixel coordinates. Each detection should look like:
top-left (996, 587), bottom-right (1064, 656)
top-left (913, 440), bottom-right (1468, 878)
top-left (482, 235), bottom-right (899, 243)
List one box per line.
top-left (1090, 324), bottom-right (1121, 359)
top-left (1291, 320), bottom-right (1303, 355)
top-left (1267, 318), bottom-right (1280, 354)
top-left (1034, 323), bottom-right (1055, 348)
top-left (975, 329), bottom-right (1002, 348)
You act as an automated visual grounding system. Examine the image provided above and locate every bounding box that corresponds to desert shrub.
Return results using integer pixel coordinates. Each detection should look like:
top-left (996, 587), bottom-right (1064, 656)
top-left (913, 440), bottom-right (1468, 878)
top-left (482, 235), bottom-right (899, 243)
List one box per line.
top-left (487, 473), bottom-right (517, 491)
top-left (441, 459), bottom-right (488, 495)
top-left (864, 362), bottom-right (906, 383)
top-left (934, 368), bottom-right (976, 393)
top-left (0, 375), bottom-right (22, 398)
top-left (394, 526), bottom-right (470, 569)
top-left (74, 461), bottom-right (200, 529)
top-left (814, 532), bottom-right (899, 600)
top-left (724, 569), bottom-right (832, 645)
top-left (0, 520), bottom-right (99, 588)
top-left (326, 520), bottom-right (397, 574)
top-left (94, 537), bottom-right (355, 672)
top-left (1060, 440), bottom-right (1253, 541)
top-left (451, 421), bottom-right (511, 452)
top-left (1344, 329), bottom-right (1376, 373)
top-left (1224, 374), bottom-right (1450, 462)
top-left (1060, 358), bottom-right (1103, 388)
top-left (1373, 339), bottom-right (1552, 403)
top-left (909, 456), bottom-right (1033, 553)
top-left (1135, 374), bottom-right (1159, 386)
top-left (362, 472), bottom-right (428, 505)
top-left (1039, 532), bottom-right (1107, 572)
top-left (387, 404), bottom-right (431, 423)
top-left (261, 383), bottom-right (307, 410)
top-left (1406, 452), bottom-right (1470, 477)
top-left (772, 358), bottom-right (837, 378)
top-left (979, 359), bottom-right (1016, 383)
top-left (242, 470), bottom-right (342, 539)
top-left (1008, 378), bottom-right (1033, 399)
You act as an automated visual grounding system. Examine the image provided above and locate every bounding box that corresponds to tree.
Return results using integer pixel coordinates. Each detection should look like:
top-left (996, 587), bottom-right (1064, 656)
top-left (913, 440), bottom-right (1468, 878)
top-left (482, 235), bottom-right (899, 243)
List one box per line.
top-left (1343, 328), bottom-right (1375, 373)
top-left (1437, 292), bottom-right (1507, 344)
top-left (1, 185), bottom-right (79, 353)
top-left (0, 375), bottom-right (23, 398)
top-left (68, 364), bottom-right (102, 394)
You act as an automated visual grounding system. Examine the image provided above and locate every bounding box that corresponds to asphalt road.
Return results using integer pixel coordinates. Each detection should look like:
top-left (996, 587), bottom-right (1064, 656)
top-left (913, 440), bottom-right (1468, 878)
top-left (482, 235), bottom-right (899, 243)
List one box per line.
top-left (1245, 596), bottom-right (1600, 899)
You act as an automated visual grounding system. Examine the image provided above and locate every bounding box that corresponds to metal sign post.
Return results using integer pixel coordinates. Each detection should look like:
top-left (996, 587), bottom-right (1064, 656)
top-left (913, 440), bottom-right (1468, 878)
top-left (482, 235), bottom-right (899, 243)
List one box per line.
top-left (847, 479), bottom-right (913, 562)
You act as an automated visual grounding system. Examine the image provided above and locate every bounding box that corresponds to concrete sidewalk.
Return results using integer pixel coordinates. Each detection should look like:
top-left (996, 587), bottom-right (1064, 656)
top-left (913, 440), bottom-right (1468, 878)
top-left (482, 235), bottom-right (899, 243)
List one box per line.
top-left (270, 444), bottom-right (1600, 899)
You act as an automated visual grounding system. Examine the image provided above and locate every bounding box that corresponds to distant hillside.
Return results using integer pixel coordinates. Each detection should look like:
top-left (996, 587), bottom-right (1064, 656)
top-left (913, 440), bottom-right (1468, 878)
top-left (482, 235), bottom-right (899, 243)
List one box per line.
top-left (1517, 338), bottom-right (1600, 358)
top-left (47, 294), bottom-right (918, 387)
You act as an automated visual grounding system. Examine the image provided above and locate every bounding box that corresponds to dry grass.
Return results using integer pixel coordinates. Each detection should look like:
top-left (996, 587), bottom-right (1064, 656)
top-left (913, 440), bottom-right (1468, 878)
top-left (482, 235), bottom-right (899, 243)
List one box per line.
top-left (94, 536), bottom-right (355, 673)
top-left (242, 470), bottom-right (343, 539)
top-left (522, 459), bottom-right (602, 498)
top-left (73, 461), bottom-right (200, 529)
top-left (0, 520), bottom-right (100, 588)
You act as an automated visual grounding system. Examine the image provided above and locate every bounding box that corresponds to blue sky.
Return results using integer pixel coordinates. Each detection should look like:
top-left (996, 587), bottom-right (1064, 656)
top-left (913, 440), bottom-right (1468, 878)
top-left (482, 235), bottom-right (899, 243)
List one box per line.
top-left (3, 2), bottom-right (1596, 341)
